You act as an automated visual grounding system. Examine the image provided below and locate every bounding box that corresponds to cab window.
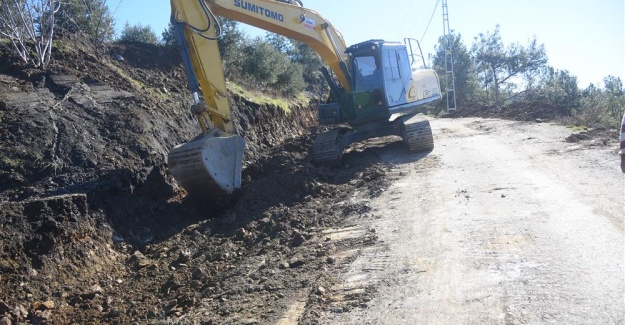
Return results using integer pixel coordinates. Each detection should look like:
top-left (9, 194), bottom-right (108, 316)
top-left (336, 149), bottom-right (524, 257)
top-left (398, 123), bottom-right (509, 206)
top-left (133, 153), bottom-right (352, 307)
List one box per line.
top-left (353, 56), bottom-right (382, 93)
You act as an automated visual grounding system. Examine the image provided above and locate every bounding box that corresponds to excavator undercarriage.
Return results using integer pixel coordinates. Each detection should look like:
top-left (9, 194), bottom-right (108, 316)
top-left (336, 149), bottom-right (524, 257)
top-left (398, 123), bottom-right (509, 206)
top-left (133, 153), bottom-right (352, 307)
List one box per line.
top-left (312, 113), bottom-right (434, 166)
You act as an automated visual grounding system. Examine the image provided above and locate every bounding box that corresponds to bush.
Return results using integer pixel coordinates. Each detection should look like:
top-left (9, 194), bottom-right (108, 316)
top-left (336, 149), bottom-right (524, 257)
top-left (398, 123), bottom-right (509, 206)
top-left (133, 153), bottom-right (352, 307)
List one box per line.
top-left (273, 63), bottom-right (306, 96)
top-left (241, 37), bottom-right (286, 86)
top-left (119, 23), bottom-right (158, 44)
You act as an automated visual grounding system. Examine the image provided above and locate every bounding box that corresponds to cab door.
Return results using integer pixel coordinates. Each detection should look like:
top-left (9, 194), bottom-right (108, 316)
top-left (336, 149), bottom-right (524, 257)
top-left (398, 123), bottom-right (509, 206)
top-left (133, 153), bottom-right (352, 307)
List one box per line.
top-left (382, 48), bottom-right (407, 106)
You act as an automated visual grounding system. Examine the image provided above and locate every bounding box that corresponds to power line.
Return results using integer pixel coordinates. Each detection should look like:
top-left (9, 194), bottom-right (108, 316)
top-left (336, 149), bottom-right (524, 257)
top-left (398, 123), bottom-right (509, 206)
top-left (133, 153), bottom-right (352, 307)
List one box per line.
top-left (420, 0), bottom-right (440, 43)
top-left (398, 0), bottom-right (419, 37)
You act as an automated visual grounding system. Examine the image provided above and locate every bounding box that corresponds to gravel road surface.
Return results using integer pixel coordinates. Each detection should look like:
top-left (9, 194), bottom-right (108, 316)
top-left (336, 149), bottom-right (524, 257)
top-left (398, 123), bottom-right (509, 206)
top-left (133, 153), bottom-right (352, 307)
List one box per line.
top-left (320, 117), bottom-right (624, 325)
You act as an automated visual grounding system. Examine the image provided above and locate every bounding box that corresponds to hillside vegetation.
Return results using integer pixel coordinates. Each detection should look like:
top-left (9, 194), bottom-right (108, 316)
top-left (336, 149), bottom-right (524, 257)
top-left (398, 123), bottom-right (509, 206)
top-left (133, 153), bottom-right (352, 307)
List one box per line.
top-left (1, 1), bottom-right (622, 129)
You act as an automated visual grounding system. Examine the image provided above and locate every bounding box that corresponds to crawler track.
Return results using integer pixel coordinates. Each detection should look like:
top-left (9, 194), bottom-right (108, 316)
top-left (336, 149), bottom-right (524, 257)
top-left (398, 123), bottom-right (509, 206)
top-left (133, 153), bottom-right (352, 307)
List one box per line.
top-left (400, 114), bottom-right (434, 153)
top-left (313, 129), bottom-right (343, 166)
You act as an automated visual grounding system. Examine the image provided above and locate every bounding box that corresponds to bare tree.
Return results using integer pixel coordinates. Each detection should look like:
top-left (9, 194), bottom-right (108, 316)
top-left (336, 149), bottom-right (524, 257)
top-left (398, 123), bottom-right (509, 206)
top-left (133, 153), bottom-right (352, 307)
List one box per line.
top-left (0, 0), bottom-right (61, 68)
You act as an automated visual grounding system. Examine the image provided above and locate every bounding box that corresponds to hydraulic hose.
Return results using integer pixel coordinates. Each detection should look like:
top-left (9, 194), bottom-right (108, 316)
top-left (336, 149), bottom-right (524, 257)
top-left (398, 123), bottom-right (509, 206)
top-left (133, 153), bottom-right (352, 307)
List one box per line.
top-left (174, 0), bottom-right (222, 41)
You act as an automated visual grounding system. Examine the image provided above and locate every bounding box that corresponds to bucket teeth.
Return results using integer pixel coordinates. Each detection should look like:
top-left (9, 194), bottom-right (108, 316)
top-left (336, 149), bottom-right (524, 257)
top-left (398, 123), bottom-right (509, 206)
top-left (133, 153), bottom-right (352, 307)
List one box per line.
top-left (168, 132), bottom-right (244, 199)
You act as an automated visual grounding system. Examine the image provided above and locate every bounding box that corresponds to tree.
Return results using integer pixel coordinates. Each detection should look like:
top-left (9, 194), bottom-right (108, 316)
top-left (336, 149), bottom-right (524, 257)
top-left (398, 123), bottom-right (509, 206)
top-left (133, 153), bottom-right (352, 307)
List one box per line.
top-left (241, 37), bottom-right (287, 86)
top-left (161, 21), bottom-right (176, 47)
top-left (216, 17), bottom-right (245, 76)
top-left (471, 26), bottom-right (547, 107)
top-left (431, 31), bottom-right (479, 110)
top-left (289, 40), bottom-right (326, 95)
top-left (0, 0), bottom-right (61, 68)
top-left (119, 22), bottom-right (158, 44)
top-left (273, 62), bottom-right (306, 96)
top-left (265, 32), bottom-right (291, 53)
top-left (537, 67), bottom-right (580, 111)
top-left (603, 75), bottom-right (624, 119)
top-left (55, 0), bottom-right (115, 43)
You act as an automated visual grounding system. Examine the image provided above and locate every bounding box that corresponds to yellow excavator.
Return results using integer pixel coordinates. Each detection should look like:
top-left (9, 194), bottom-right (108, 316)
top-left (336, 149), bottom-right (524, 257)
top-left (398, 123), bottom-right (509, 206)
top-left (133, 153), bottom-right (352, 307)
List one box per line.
top-left (167, 0), bottom-right (441, 199)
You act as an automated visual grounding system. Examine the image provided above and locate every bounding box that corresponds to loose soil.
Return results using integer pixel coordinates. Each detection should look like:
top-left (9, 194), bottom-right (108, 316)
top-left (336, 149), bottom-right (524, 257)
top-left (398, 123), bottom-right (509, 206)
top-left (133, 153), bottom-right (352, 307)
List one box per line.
top-left (0, 39), bottom-right (617, 324)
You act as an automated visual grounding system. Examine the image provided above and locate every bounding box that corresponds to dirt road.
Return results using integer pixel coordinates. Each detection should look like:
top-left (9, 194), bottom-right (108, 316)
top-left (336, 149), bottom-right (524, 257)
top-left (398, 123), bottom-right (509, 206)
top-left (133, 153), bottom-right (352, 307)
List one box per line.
top-left (319, 117), bottom-right (624, 324)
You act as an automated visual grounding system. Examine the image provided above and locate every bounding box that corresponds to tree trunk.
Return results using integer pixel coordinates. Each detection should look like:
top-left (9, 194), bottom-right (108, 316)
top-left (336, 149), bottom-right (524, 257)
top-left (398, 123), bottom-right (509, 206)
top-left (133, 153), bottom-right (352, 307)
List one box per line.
top-left (492, 68), bottom-right (500, 108)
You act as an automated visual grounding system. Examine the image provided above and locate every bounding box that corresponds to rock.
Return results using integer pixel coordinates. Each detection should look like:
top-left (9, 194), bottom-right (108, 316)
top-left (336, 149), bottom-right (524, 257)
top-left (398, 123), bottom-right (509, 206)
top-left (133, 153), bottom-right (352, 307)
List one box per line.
top-left (0, 316), bottom-right (11, 325)
top-left (316, 286), bottom-right (326, 295)
top-left (161, 274), bottom-right (182, 294)
top-left (0, 301), bottom-right (9, 314)
top-left (91, 284), bottom-right (104, 294)
top-left (240, 318), bottom-right (259, 325)
top-left (13, 305), bottom-right (27, 319)
top-left (107, 308), bottom-right (120, 318)
top-left (129, 250), bottom-right (150, 269)
top-left (289, 259), bottom-right (305, 269)
top-left (190, 280), bottom-right (203, 289)
top-left (236, 228), bottom-right (248, 239)
top-left (326, 256), bottom-right (336, 264)
top-left (290, 232), bottom-right (305, 247)
top-left (33, 300), bottom-right (55, 310)
top-left (177, 249), bottom-right (192, 263)
top-left (81, 284), bottom-right (103, 300)
top-left (192, 267), bottom-right (208, 280)
top-left (34, 309), bottom-right (52, 320)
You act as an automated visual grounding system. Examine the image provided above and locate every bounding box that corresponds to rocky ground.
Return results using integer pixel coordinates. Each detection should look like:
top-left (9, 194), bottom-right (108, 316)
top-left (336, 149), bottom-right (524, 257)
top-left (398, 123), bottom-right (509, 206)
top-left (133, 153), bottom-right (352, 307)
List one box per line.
top-left (0, 38), bottom-right (618, 325)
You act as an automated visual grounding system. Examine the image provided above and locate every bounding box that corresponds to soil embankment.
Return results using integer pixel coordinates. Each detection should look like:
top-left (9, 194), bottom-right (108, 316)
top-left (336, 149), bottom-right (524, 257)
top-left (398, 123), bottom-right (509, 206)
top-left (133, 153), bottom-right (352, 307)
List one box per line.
top-left (0, 41), bottom-right (387, 324)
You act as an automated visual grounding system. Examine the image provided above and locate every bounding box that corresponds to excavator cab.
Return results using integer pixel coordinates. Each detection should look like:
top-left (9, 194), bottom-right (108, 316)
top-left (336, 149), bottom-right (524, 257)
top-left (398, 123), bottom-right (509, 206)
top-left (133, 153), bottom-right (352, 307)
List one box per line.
top-left (320, 40), bottom-right (440, 127)
top-left (313, 40), bottom-right (441, 165)
top-left (352, 55), bottom-right (384, 110)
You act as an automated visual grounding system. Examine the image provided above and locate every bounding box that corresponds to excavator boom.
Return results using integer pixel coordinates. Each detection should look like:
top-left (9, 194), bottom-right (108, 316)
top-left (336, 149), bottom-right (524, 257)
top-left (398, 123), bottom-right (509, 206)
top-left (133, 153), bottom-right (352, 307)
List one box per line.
top-left (167, 0), bottom-right (354, 198)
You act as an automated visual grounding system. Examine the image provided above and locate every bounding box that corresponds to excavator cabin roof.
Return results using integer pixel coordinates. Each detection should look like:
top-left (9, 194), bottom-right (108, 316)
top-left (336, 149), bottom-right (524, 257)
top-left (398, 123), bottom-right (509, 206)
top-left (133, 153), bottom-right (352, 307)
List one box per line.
top-left (345, 39), bottom-right (403, 55)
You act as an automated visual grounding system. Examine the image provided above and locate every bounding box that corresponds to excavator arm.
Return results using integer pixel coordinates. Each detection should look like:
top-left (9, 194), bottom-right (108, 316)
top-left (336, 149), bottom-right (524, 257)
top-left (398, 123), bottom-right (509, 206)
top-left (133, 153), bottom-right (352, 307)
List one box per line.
top-left (170, 0), bottom-right (352, 130)
top-left (168, 0), bottom-right (353, 198)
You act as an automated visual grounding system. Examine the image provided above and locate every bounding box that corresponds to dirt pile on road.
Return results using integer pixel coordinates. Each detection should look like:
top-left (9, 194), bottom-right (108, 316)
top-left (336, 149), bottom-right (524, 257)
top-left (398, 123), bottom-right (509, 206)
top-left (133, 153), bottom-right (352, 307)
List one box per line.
top-left (0, 40), bottom-right (391, 324)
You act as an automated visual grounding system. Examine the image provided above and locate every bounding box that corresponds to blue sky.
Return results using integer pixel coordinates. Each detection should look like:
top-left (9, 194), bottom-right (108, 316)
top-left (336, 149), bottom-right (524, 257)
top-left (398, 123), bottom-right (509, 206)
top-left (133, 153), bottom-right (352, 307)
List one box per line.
top-left (113, 0), bottom-right (624, 87)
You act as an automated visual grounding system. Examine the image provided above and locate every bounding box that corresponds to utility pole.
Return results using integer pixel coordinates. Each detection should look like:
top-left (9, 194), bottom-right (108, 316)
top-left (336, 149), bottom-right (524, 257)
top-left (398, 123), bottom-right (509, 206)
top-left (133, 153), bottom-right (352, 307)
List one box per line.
top-left (442, 0), bottom-right (457, 112)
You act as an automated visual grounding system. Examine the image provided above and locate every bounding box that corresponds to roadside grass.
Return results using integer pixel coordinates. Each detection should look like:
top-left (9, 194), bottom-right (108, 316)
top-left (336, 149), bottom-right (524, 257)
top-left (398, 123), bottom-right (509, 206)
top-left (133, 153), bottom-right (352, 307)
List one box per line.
top-left (227, 81), bottom-right (310, 113)
top-left (557, 106), bottom-right (620, 131)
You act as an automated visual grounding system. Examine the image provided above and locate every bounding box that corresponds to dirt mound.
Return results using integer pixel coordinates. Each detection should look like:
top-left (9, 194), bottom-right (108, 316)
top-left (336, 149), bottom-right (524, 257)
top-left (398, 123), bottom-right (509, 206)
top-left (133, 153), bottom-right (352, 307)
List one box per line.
top-left (564, 127), bottom-right (614, 146)
top-left (0, 40), bottom-right (395, 324)
top-left (443, 101), bottom-right (617, 147)
top-left (447, 101), bottom-right (570, 122)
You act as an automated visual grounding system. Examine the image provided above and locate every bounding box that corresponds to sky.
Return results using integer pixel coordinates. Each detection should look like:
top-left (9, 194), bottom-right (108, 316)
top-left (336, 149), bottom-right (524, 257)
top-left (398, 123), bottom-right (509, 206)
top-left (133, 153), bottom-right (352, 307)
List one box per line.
top-left (113, 0), bottom-right (624, 88)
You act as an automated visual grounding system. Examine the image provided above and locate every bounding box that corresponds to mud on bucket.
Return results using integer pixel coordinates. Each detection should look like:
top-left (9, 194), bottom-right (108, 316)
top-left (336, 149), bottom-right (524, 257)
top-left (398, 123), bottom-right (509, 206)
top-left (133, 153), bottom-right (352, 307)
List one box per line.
top-left (168, 131), bottom-right (245, 199)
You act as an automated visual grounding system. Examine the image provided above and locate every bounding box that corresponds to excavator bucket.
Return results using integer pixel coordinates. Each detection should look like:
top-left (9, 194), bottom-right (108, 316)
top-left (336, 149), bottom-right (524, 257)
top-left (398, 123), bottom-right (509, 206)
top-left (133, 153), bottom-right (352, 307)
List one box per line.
top-left (168, 131), bottom-right (245, 199)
